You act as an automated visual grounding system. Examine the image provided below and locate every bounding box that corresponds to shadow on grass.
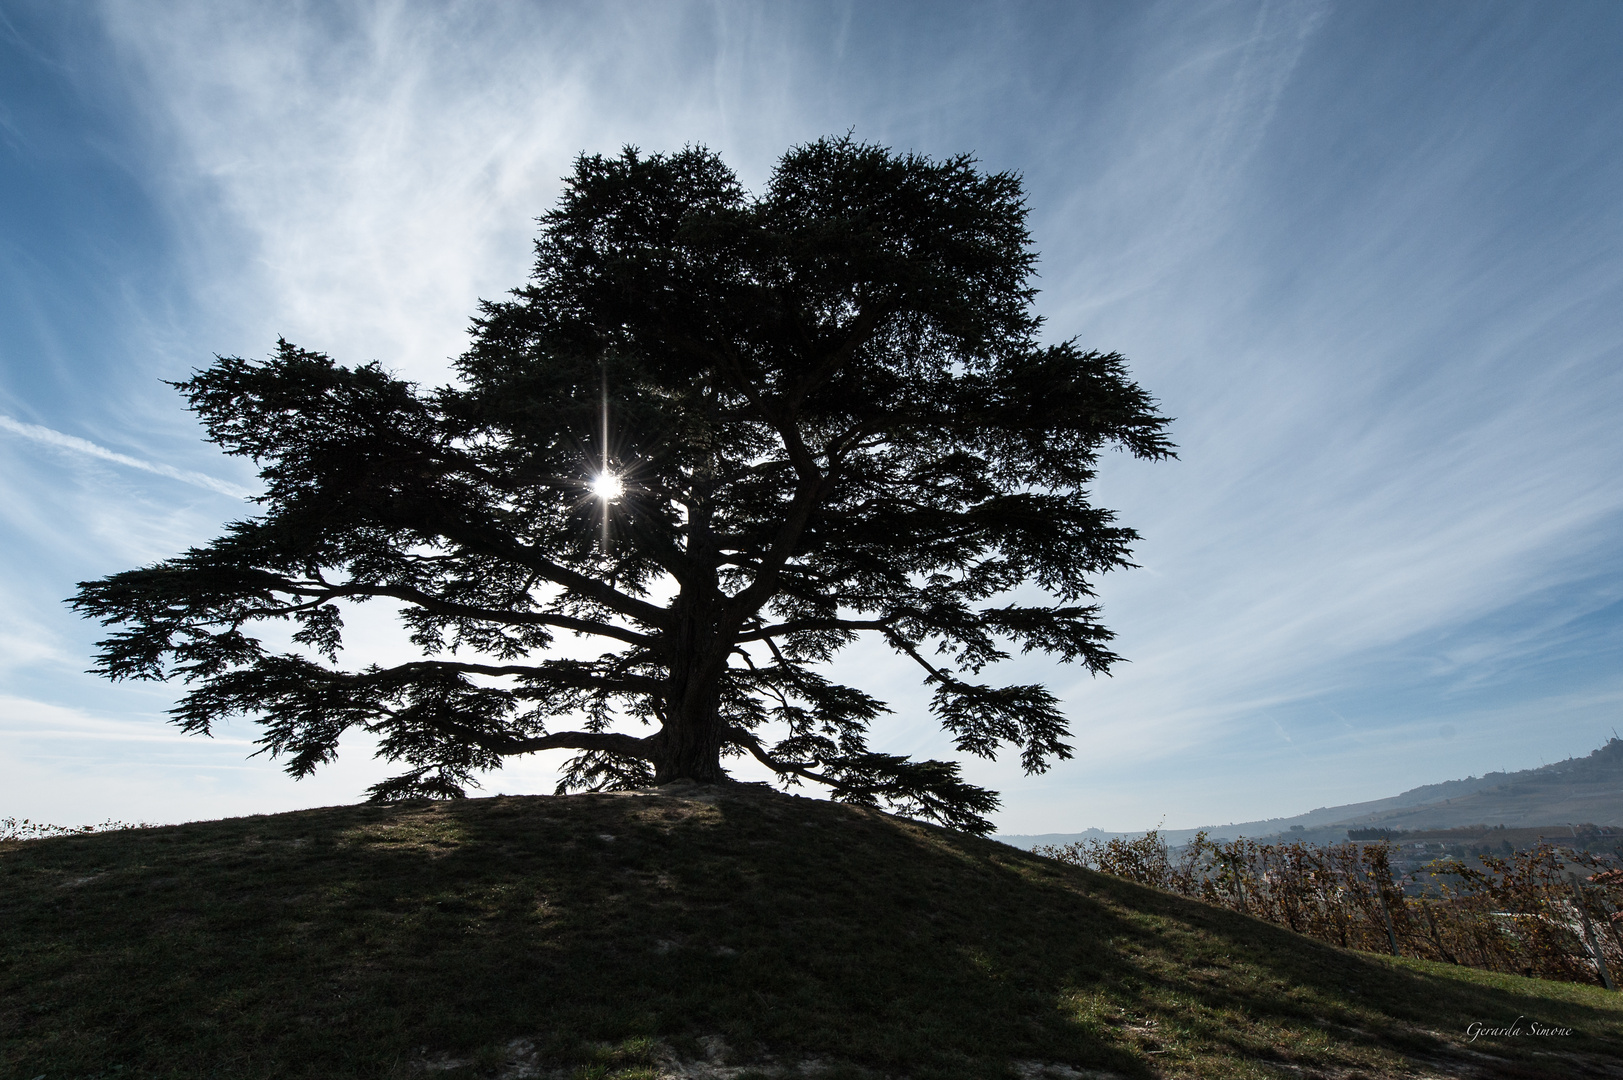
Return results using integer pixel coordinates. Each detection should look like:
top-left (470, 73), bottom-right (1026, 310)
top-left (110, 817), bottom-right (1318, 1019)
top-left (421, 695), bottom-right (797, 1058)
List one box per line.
top-left (3, 791), bottom-right (1621, 1080)
top-left (1052, 865), bottom-right (1623, 1077)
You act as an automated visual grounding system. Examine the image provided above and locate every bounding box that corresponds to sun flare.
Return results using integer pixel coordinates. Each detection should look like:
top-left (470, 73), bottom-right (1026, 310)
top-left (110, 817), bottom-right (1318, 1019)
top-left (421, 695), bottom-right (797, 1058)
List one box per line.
top-left (590, 472), bottom-right (624, 502)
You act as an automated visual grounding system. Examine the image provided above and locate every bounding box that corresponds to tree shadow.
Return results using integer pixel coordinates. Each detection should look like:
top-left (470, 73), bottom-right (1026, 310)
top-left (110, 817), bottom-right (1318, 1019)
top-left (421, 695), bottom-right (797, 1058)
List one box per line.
top-left (7, 789), bottom-right (1622, 1080)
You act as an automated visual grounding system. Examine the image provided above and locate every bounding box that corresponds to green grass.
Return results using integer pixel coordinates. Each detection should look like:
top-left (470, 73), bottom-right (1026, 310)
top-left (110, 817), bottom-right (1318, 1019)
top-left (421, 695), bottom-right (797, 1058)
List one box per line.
top-left (3, 785), bottom-right (1621, 1079)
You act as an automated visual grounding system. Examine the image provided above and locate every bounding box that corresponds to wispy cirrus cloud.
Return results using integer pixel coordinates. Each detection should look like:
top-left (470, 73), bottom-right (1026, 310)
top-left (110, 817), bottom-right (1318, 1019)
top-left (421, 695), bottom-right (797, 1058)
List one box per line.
top-left (0, 414), bottom-right (251, 498)
top-left (97, 1), bottom-right (821, 383)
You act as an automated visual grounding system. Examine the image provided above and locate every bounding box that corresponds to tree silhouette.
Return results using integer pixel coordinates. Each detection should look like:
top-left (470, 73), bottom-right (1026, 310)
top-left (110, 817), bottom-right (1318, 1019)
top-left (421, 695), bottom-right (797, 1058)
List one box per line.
top-left (73, 138), bottom-right (1172, 834)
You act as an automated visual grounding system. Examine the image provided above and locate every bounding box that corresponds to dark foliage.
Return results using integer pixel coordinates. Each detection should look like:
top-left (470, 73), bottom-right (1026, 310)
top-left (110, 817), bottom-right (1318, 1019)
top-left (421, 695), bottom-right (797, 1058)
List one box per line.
top-left (72, 138), bottom-right (1172, 833)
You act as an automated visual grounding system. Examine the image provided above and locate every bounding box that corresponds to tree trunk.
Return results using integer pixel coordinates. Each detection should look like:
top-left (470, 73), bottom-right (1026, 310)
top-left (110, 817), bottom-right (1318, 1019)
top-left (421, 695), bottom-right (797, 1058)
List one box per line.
top-left (649, 669), bottom-right (727, 779)
top-left (651, 590), bottom-right (728, 784)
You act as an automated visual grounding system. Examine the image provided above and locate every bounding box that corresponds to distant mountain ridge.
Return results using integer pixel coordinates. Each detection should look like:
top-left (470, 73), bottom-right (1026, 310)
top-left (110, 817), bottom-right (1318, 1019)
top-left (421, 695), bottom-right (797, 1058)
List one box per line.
top-left (998, 737), bottom-right (1623, 849)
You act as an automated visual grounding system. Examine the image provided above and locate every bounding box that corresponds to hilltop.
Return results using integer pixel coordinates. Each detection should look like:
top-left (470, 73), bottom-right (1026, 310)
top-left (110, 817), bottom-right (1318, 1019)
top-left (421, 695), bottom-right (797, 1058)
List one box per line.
top-left (1002, 739), bottom-right (1623, 849)
top-left (4, 783), bottom-right (1623, 1079)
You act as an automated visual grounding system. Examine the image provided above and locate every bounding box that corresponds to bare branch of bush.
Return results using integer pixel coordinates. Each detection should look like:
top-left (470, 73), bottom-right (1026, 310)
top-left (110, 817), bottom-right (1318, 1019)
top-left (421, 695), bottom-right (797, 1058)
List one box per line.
top-left (1, 817), bottom-right (158, 842)
top-left (1037, 829), bottom-right (1621, 987)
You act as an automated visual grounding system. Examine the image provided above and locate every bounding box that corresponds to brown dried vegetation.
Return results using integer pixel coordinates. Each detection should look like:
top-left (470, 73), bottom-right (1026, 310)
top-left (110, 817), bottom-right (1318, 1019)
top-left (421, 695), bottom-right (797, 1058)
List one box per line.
top-left (1039, 832), bottom-right (1623, 988)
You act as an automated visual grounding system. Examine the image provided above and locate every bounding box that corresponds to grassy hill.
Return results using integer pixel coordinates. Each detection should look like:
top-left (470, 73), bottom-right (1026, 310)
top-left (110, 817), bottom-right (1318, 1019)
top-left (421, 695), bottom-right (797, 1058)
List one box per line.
top-left (5, 785), bottom-right (1623, 1080)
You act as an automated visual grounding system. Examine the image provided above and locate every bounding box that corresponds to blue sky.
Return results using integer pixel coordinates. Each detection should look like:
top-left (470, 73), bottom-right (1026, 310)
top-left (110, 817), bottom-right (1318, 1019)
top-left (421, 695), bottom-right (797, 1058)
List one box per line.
top-left (2, 1), bottom-right (1620, 834)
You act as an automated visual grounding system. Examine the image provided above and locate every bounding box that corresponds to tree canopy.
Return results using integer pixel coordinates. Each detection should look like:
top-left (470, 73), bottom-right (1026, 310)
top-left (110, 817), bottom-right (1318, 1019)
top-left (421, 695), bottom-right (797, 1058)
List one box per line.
top-left (72, 138), bottom-right (1173, 835)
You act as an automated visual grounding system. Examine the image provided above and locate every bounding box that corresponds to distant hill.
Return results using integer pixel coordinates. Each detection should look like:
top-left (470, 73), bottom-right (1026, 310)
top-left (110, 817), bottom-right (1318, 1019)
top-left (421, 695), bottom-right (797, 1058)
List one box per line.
top-left (1000, 737), bottom-right (1623, 849)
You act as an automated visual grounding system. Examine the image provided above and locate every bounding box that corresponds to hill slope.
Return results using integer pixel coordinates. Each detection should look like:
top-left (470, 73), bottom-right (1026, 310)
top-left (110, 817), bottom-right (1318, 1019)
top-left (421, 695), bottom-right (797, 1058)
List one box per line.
top-left (1002, 739), bottom-right (1623, 849)
top-left (4, 785), bottom-right (1622, 1079)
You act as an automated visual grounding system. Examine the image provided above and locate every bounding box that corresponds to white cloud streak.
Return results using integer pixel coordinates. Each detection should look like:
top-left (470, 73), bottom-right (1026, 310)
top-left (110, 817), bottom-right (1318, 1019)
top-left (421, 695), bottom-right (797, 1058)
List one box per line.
top-left (97, 1), bottom-right (809, 383)
top-left (0, 414), bottom-right (251, 498)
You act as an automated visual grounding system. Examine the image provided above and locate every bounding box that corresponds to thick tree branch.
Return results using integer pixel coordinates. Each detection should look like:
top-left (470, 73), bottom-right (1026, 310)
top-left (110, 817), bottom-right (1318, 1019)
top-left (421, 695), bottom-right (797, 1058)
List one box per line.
top-left (435, 519), bottom-right (673, 628)
top-left (726, 725), bottom-right (831, 786)
top-left (784, 303), bottom-right (892, 412)
top-left (889, 634), bottom-right (954, 685)
top-left (388, 659), bottom-right (664, 695)
top-left (721, 472), bottom-right (832, 624)
top-left (735, 617), bottom-right (892, 642)
top-left (416, 712), bottom-right (655, 759)
top-left (319, 581), bottom-right (655, 647)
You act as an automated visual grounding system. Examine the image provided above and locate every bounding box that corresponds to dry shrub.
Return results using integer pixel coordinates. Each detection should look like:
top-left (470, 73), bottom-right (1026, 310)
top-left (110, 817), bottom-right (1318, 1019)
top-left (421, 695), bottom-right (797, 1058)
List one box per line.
top-left (1038, 830), bottom-right (1623, 988)
top-left (0, 817), bottom-right (155, 842)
